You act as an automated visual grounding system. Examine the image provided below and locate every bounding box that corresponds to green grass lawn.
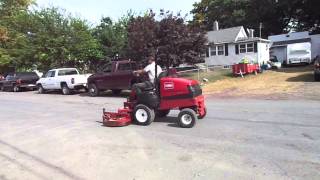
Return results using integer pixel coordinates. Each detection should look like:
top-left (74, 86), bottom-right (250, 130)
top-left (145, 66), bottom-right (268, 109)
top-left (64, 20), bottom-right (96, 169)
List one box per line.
top-left (178, 68), bottom-right (233, 83)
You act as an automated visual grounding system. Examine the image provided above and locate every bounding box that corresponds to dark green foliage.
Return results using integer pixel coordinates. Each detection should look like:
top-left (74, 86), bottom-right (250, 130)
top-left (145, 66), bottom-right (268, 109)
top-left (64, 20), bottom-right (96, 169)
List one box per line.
top-left (192, 0), bottom-right (320, 37)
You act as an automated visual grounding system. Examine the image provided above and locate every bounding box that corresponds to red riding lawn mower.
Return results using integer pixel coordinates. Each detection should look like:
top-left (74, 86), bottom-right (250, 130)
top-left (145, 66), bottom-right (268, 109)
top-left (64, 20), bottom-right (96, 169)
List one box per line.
top-left (102, 65), bottom-right (207, 128)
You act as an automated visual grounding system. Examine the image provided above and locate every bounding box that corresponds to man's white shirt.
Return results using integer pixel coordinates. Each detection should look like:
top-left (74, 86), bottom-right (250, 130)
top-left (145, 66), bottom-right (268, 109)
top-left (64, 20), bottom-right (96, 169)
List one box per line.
top-left (144, 62), bottom-right (163, 83)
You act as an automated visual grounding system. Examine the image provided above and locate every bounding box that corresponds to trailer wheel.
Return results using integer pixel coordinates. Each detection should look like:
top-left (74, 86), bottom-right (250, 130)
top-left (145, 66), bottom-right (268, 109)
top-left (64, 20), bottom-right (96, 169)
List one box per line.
top-left (198, 107), bottom-right (207, 119)
top-left (88, 83), bottom-right (99, 97)
top-left (61, 84), bottom-right (71, 95)
top-left (178, 108), bottom-right (197, 128)
top-left (133, 104), bottom-right (155, 126)
top-left (156, 110), bottom-right (170, 117)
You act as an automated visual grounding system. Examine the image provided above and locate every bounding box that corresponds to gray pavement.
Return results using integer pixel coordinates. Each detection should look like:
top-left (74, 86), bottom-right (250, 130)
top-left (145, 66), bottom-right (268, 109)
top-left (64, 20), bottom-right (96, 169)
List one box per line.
top-left (0, 91), bottom-right (319, 180)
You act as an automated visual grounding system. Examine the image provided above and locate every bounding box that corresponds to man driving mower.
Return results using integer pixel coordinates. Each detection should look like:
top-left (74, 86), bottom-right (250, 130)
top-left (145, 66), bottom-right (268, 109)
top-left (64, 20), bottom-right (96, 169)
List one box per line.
top-left (102, 54), bottom-right (207, 128)
top-left (132, 55), bottom-right (163, 94)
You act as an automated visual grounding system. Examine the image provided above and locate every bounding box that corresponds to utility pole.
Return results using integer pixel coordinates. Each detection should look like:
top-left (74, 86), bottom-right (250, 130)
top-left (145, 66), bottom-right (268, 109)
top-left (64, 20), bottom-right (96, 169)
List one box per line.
top-left (259, 22), bottom-right (263, 38)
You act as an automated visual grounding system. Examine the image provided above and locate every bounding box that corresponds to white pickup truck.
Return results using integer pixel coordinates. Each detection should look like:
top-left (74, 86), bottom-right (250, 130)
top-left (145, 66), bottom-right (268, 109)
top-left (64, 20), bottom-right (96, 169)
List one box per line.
top-left (36, 68), bottom-right (91, 95)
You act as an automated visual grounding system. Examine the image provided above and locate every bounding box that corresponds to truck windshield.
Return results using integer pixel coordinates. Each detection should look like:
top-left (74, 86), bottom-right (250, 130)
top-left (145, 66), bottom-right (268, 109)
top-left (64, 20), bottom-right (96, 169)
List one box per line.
top-left (58, 69), bottom-right (78, 76)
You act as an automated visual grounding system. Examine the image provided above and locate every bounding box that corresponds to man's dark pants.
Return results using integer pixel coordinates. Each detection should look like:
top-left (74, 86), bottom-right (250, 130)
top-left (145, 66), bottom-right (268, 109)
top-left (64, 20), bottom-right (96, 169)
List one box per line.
top-left (132, 81), bottom-right (154, 95)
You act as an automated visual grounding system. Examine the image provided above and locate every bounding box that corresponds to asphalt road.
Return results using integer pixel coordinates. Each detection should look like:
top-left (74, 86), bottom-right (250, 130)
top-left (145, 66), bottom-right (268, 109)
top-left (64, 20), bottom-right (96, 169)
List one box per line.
top-left (0, 91), bottom-right (319, 180)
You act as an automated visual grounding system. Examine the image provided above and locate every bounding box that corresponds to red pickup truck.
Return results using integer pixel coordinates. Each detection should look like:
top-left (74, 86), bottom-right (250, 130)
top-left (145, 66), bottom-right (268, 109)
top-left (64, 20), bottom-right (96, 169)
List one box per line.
top-left (87, 60), bottom-right (141, 96)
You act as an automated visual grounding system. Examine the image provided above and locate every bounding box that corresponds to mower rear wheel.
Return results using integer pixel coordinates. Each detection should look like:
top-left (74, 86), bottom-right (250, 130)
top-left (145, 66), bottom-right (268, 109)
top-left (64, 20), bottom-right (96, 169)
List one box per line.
top-left (133, 104), bottom-right (155, 126)
top-left (178, 108), bottom-right (197, 128)
top-left (156, 110), bottom-right (170, 118)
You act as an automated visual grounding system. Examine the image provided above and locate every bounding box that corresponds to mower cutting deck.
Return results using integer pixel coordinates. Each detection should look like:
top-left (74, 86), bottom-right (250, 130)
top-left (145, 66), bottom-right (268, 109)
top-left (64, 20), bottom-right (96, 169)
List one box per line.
top-left (103, 108), bottom-right (132, 127)
top-left (102, 72), bottom-right (207, 128)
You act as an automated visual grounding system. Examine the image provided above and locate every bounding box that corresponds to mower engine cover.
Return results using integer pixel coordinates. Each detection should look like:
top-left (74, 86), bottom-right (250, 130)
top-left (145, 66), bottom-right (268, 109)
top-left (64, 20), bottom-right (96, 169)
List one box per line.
top-left (159, 77), bottom-right (205, 114)
top-left (160, 77), bottom-right (202, 100)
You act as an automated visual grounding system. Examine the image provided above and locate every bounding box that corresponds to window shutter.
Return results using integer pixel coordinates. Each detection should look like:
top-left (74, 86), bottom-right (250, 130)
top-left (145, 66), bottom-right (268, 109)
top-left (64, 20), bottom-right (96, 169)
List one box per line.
top-left (206, 47), bottom-right (209, 57)
top-left (235, 44), bottom-right (239, 54)
top-left (225, 44), bottom-right (229, 56)
top-left (254, 42), bottom-right (258, 53)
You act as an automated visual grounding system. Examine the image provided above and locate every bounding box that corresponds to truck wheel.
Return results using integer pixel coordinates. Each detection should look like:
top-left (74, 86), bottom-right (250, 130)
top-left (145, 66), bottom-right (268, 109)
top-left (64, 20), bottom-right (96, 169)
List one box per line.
top-left (198, 107), bottom-right (207, 119)
top-left (38, 84), bottom-right (45, 94)
top-left (88, 83), bottom-right (99, 97)
top-left (112, 89), bottom-right (122, 95)
top-left (13, 85), bottom-right (20, 92)
top-left (156, 110), bottom-right (170, 117)
top-left (61, 84), bottom-right (71, 95)
top-left (133, 104), bottom-right (155, 126)
top-left (178, 108), bottom-right (197, 128)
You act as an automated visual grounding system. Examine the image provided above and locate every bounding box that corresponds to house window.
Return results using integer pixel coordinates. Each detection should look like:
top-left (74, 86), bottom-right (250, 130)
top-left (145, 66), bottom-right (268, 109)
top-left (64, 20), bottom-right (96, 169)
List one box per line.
top-left (239, 43), bottom-right (254, 53)
top-left (210, 46), bottom-right (217, 56)
top-left (247, 43), bottom-right (254, 52)
top-left (217, 45), bottom-right (224, 55)
top-left (239, 44), bottom-right (246, 53)
top-left (210, 45), bottom-right (224, 56)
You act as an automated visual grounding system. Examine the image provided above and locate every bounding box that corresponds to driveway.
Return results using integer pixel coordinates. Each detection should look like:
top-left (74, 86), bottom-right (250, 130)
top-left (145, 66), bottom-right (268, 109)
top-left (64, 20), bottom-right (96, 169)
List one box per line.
top-left (0, 91), bottom-right (319, 180)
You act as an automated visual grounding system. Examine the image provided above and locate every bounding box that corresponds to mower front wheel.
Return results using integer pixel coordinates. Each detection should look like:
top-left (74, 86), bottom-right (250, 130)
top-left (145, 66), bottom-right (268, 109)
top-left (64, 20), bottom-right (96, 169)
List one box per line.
top-left (133, 104), bottom-right (155, 126)
top-left (178, 108), bottom-right (197, 128)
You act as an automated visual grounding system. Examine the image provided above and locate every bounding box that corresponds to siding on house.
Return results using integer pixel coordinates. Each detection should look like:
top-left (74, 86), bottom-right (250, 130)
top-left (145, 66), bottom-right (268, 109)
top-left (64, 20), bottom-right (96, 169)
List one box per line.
top-left (205, 42), bottom-right (269, 66)
top-left (205, 26), bottom-right (270, 66)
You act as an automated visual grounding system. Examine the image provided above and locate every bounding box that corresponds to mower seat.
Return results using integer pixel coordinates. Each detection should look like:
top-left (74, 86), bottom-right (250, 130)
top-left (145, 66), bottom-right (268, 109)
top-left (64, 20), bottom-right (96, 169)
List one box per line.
top-left (143, 86), bottom-right (154, 91)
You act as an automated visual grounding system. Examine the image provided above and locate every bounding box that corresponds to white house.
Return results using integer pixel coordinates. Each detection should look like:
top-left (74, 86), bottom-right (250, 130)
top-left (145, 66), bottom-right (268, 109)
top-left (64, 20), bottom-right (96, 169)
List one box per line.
top-left (205, 22), bottom-right (270, 66)
top-left (269, 32), bottom-right (320, 64)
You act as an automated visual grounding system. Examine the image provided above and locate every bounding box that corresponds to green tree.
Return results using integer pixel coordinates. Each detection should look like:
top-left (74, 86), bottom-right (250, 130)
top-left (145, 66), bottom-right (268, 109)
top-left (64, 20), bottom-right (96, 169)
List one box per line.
top-left (3, 7), bottom-right (103, 71)
top-left (127, 10), bottom-right (206, 68)
top-left (0, 0), bottom-right (34, 67)
top-left (127, 11), bottom-right (158, 63)
top-left (191, 0), bottom-right (320, 37)
top-left (93, 12), bottom-right (133, 59)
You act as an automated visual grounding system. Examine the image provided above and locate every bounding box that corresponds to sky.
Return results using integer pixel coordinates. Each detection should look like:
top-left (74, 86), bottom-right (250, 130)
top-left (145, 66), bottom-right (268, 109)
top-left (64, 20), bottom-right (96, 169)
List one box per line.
top-left (34, 0), bottom-right (200, 25)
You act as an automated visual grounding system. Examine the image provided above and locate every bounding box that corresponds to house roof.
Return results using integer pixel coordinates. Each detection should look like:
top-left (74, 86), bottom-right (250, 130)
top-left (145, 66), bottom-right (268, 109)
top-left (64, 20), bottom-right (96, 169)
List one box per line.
top-left (271, 38), bottom-right (311, 47)
top-left (207, 26), bottom-right (243, 44)
top-left (236, 37), bottom-right (270, 43)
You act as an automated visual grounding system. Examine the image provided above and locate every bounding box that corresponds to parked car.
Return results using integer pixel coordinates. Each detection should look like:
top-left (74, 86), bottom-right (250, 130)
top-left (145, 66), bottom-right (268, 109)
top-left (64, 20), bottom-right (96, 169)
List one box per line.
top-left (0, 72), bottom-right (39, 92)
top-left (269, 55), bottom-right (282, 69)
top-left (314, 57), bottom-right (320, 81)
top-left (36, 68), bottom-right (91, 95)
top-left (87, 60), bottom-right (141, 96)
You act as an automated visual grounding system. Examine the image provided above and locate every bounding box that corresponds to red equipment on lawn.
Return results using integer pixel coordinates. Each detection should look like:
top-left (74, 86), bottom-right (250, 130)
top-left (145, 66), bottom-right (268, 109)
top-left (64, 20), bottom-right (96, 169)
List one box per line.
top-left (102, 69), bottom-right (207, 128)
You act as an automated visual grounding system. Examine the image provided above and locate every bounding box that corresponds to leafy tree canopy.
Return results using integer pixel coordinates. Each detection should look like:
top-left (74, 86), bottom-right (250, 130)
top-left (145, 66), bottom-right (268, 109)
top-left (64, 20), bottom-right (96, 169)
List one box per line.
top-left (192, 0), bottom-right (320, 37)
top-left (128, 10), bottom-right (207, 68)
